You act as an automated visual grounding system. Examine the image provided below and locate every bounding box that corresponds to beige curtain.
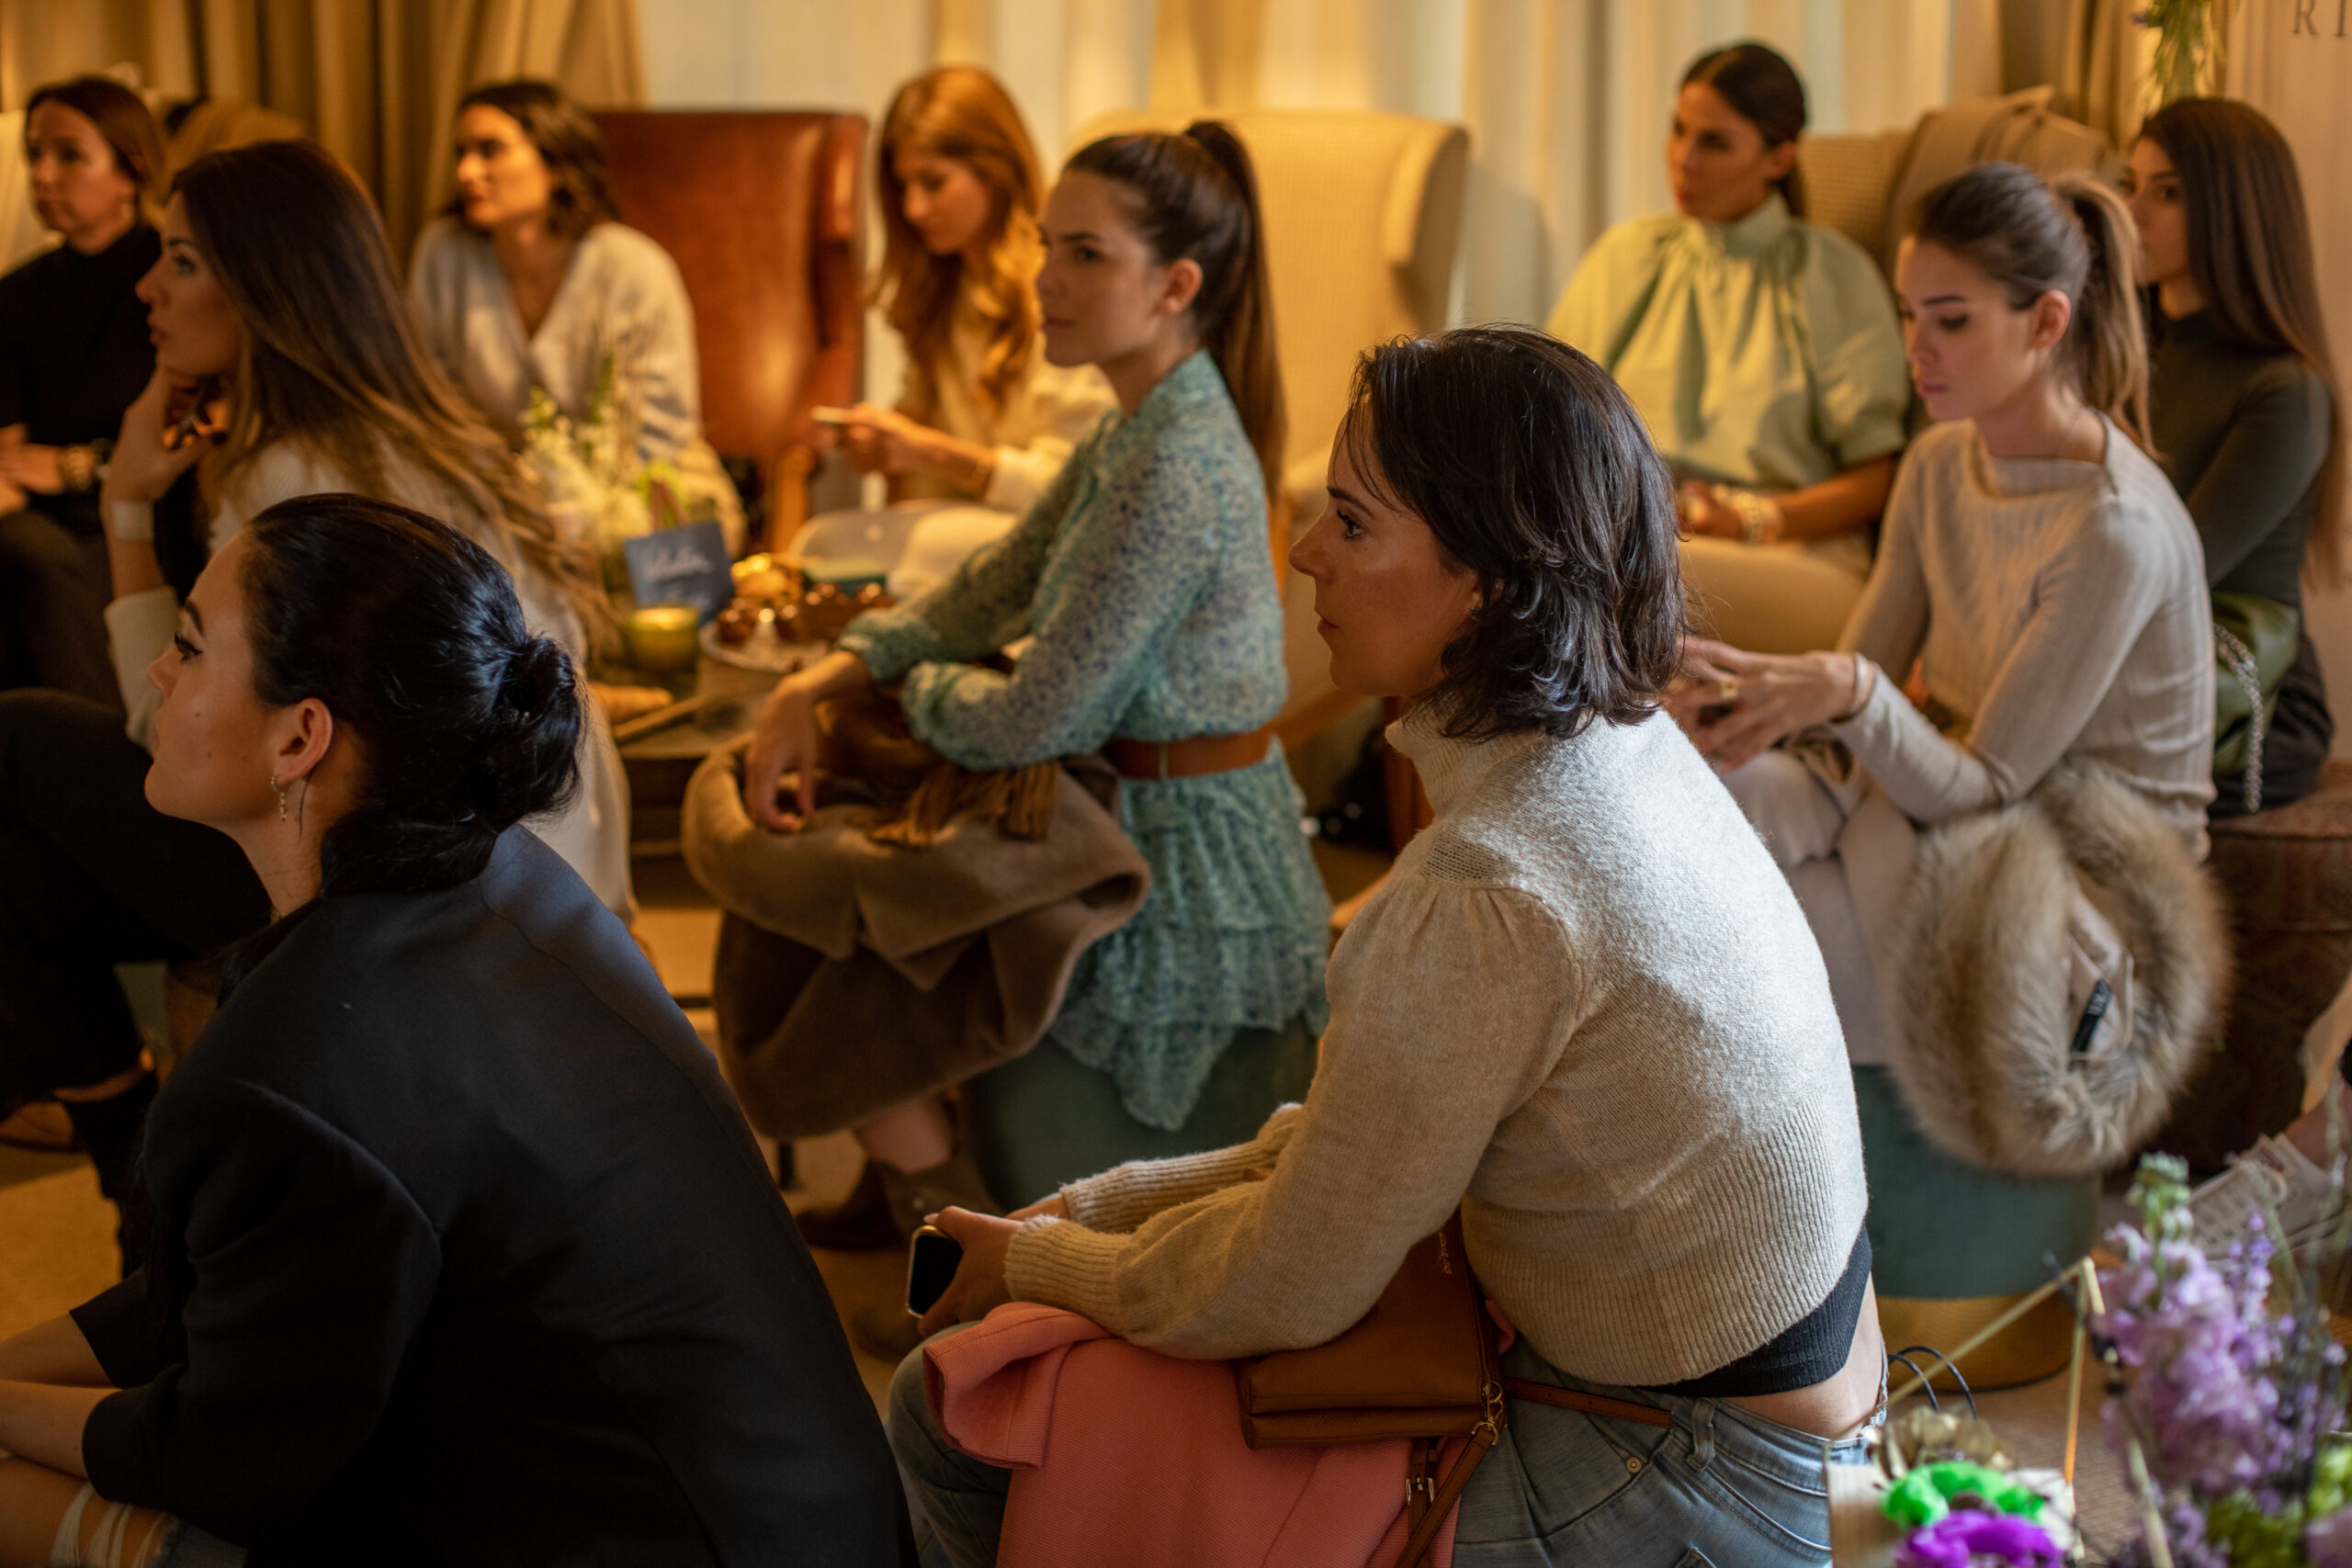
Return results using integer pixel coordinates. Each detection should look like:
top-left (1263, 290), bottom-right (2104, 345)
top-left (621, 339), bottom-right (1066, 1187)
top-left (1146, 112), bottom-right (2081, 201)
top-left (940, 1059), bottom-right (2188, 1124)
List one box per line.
top-left (639, 0), bottom-right (2003, 368)
top-left (0, 0), bottom-right (643, 260)
top-left (1025, 0), bottom-right (1995, 325)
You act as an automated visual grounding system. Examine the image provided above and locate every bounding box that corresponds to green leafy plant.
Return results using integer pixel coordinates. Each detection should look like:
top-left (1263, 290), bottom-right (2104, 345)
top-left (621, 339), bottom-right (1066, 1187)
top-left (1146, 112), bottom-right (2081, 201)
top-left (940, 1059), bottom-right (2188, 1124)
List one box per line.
top-left (2140, 0), bottom-right (2238, 107)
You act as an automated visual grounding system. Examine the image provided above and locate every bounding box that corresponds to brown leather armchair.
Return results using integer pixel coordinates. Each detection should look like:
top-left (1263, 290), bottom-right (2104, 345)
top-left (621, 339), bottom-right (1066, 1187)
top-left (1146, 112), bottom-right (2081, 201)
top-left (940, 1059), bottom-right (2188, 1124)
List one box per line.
top-left (594, 111), bottom-right (865, 554)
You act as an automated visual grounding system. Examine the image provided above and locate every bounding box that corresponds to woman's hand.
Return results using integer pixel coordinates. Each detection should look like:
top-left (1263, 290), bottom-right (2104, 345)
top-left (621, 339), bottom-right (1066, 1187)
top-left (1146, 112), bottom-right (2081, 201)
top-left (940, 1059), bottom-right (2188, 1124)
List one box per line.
top-left (914, 1206), bottom-right (1026, 1338)
top-left (838, 403), bottom-right (994, 491)
top-left (102, 369), bottom-right (218, 507)
top-left (741, 649), bottom-right (874, 830)
top-left (0, 428), bottom-right (62, 494)
top-left (1676, 481), bottom-right (1740, 540)
top-left (1667, 637), bottom-right (1861, 773)
top-left (837, 403), bottom-right (933, 477)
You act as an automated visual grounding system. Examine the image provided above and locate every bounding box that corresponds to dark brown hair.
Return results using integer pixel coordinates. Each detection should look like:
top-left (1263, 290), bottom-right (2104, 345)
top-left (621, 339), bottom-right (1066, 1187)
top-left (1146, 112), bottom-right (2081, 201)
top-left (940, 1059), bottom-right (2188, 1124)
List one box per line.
top-left (1340, 326), bottom-right (1685, 740)
top-left (1682, 41), bottom-right (1808, 218)
top-left (1065, 121), bottom-right (1286, 508)
top-left (2138, 96), bottom-right (2345, 583)
top-left (25, 75), bottom-right (166, 213)
top-left (174, 141), bottom-right (594, 627)
top-left (217, 494), bottom-right (582, 997)
top-left (445, 78), bottom-right (618, 239)
top-left (874, 66), bottom-right (1046, 421)
top-left (1908, 161), bottom-right (2153, 451)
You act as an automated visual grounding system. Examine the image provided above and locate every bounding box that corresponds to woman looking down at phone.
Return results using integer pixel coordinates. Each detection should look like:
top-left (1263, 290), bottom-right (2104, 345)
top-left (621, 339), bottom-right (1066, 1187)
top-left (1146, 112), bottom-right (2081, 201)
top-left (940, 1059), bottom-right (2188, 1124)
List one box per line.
top-left (888, 326), bottom-right (1879, 1568)
top-left (0, 495), bottom-right (906, 1568)
top-left (1670, 164), bottom-right (2213, 1064)
top-left (747, 123), bottom-right (1329, 1254)
top-left (808, 66), bottom-right (1114, 596)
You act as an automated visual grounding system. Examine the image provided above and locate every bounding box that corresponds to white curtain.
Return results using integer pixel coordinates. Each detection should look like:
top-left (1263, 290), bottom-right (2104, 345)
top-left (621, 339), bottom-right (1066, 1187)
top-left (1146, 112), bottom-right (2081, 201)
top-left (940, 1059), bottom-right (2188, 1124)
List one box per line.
top-left (644, 0), bottom-right (1995, 343)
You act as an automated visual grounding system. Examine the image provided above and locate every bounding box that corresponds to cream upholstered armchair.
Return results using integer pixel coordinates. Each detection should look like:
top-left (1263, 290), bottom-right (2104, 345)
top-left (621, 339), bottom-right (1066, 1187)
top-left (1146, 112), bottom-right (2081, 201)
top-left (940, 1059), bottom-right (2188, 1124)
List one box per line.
top-left (1064, 108), bottom-right (1469, 778)
top-left (1797, 87), bottom-right (2120, 279)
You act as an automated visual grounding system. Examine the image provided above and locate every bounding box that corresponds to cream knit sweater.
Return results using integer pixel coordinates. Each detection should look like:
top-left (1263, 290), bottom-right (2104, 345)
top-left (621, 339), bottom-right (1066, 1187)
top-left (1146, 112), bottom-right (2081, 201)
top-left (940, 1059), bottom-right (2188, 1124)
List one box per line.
top-left (1004, 705), bottom-right (1870, 1387)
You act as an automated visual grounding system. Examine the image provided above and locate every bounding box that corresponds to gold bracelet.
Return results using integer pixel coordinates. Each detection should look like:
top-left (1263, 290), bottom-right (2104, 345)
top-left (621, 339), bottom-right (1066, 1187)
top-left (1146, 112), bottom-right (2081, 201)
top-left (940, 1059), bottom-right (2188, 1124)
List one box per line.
top-left (1713, 485), bottom-right (1784, 545)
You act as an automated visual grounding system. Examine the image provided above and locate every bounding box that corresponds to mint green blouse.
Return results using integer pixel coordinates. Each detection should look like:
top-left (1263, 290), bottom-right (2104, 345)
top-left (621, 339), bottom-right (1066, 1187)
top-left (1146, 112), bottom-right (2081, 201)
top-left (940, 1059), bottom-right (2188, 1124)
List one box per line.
top-left (1547, 195), bottom-right (1910, 492)
top-left (838, 351), bottom-right (1330, 1129)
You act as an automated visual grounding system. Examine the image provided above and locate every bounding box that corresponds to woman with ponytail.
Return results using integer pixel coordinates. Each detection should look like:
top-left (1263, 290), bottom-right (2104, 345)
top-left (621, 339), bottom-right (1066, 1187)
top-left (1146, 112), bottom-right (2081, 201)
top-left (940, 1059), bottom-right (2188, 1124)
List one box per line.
top-left (1668, 164), bottom-right (2218, 1343)
top-left (744, 121), bottom-right (1328, 1273)
top-left (1673, 159), bottom-right (2211, 1031)
top-left (0, 496), bottom-right (908, 1568)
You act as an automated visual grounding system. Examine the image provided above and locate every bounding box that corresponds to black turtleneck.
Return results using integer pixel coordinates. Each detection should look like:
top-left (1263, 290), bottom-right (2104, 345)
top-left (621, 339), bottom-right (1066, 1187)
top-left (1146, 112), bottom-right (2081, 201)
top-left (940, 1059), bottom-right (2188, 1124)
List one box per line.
top-left (0, 220), bottom-right (160, 528)
top-left (2148, 307), bottom-right (2332, 609)
top-left (2148, 306), bottom-right (2337, 812)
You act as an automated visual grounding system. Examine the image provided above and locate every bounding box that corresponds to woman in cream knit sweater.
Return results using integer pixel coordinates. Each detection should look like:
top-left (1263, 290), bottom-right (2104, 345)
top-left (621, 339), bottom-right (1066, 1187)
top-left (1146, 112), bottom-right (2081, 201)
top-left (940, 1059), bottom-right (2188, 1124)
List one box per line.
top-left (892, 325), bottom-right (1881, 1567)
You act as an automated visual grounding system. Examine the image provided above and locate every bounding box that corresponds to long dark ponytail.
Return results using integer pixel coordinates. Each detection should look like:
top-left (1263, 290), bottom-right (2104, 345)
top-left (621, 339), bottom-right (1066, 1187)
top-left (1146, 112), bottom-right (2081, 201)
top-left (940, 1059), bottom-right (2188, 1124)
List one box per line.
top-left (220, 494), bottom-right (582, 990)
top-left (1065, 120), bottom-right (1288, 513)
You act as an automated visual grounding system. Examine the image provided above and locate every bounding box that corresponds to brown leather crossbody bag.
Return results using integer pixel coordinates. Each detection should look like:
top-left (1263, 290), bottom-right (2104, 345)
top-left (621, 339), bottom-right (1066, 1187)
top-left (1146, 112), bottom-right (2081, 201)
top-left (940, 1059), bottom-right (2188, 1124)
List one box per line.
top-left (1235, 1211), bottom-right (1673, 1568)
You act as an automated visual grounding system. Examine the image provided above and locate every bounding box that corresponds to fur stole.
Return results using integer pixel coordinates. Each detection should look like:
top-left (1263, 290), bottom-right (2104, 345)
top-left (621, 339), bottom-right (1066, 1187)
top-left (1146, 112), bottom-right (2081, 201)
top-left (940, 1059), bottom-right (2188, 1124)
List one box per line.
top-left (1889, 761), bottom-right (2230, 1179)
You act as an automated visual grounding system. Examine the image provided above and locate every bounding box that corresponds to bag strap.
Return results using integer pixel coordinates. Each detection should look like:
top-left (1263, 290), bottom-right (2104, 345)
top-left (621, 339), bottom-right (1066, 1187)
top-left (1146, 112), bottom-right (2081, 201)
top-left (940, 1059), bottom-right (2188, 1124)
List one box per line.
top-left (1383, 1384), bottom-right (1672, 1565)
top-left (1501, 1377), bottom-right (1674, 1429)
top-left (1393, 1384), bottom-right (1505, 1568)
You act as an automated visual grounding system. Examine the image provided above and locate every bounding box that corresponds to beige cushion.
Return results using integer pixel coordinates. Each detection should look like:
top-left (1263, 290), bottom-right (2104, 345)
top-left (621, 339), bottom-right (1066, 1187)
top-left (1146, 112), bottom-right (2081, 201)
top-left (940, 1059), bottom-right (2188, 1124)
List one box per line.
top-left (1797, 128), bottom-right (1915, 263)
top-left (1794, 93), bottom-right (2119, 284)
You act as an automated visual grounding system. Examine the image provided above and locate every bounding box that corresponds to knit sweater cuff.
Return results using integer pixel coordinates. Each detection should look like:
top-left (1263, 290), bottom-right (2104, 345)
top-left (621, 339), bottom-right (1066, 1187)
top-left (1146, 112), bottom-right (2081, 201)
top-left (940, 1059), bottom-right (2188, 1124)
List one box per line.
top-left (1057, 1105), bottom-right (1304, 1233)
top-left (1003, 1216), bottom-right (1133, 1327)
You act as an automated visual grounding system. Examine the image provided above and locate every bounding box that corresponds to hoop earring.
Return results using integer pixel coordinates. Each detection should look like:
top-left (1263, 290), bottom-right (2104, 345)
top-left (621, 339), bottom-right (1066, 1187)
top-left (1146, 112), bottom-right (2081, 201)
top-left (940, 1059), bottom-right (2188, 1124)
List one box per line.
top-left (270, 774), bottom-right (288, 823)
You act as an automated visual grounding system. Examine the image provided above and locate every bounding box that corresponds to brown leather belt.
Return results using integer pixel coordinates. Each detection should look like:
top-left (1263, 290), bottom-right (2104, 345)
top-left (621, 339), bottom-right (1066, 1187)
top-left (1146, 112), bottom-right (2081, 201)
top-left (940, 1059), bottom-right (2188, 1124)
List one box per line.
top-left (1103, 728), bottom-right (1272, 780)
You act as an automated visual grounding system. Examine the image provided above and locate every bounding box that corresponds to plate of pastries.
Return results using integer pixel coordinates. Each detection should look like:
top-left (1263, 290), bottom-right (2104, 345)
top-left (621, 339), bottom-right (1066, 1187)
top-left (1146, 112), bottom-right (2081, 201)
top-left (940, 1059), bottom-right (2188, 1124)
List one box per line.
top-left (701, 553), bottom-right (898, 674)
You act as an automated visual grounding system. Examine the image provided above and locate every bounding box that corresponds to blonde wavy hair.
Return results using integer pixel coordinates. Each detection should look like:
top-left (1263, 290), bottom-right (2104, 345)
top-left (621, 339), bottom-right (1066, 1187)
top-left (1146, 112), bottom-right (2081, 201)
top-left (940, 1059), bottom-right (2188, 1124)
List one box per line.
top-left (172, 141), bottom-right (597, 631)
top-left (873, 67), bottom-right (1046, 422)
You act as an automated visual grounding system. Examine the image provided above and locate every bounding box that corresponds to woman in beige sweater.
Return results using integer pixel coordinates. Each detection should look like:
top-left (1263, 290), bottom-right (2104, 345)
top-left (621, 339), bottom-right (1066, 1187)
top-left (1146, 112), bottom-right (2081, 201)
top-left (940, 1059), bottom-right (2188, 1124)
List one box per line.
top-left (890, 325), bottom-right (1881, 1567)
top-left (1674, 164), bottom-right (2213, 1066)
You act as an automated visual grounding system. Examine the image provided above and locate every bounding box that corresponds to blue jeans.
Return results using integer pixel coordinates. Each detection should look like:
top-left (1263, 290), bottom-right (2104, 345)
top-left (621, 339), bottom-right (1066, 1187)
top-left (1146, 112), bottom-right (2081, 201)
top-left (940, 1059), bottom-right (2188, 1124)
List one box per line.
top-left (887, 1332), bottom-right (1871, 1568)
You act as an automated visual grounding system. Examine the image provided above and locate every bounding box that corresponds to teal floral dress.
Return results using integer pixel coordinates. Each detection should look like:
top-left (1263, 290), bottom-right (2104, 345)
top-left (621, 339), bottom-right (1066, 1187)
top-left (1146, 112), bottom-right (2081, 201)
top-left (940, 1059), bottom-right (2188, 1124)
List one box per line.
top-left (839, 350), bottom-right (1330, 1129)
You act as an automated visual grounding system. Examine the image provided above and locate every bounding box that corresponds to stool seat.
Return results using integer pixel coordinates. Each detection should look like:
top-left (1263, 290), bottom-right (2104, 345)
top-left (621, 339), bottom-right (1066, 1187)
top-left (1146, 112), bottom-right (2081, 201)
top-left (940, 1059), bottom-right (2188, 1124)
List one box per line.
top-left (2155, 760), bottom-right (2352, 1172)
top-left (1855, 1066), bottom-right (2096, 1390)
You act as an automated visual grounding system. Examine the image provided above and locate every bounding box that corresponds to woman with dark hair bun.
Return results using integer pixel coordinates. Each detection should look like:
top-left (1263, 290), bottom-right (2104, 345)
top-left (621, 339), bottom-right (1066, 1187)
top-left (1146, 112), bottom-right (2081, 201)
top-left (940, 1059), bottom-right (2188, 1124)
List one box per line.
top-left (410, 78), bottom-right (744, 547)
top-left (889, 325), bottom-right (1876, 1567)
top-left (1550, 39), bottom-right (1911, 658)
top-left (0, 495), bottom-right (910, 1568)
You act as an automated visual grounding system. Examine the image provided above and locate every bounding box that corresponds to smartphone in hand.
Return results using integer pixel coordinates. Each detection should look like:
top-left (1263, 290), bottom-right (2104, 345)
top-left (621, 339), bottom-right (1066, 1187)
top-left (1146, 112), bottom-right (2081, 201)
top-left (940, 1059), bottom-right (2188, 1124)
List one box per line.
top-left (905, 1224), bottom-right (963, 1318)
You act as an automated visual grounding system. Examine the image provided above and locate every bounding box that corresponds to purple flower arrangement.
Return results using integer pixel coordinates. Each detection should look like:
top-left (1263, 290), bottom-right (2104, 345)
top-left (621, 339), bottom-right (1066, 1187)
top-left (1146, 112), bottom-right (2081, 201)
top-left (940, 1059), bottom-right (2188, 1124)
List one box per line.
top-left (2091, 1154), bottom-right (2349, 1567)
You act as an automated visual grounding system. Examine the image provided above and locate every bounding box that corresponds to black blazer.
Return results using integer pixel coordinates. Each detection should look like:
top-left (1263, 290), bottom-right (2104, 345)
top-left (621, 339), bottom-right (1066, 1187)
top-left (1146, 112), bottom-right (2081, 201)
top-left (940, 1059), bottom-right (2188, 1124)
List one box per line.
top-left (73, 829), bottom-right (910, 1565)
